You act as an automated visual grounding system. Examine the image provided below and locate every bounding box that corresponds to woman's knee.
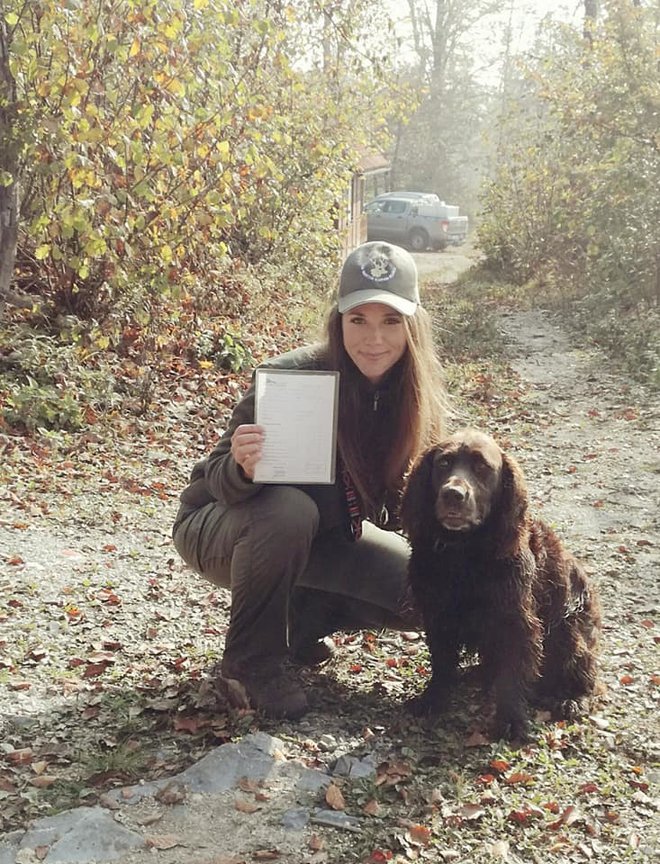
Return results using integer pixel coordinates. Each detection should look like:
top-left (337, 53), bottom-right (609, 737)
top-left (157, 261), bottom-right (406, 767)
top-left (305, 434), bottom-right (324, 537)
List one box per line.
top-left (251, 486), bottom-right (320, 547)
top-left (174, 488), bottom-right (319, 577)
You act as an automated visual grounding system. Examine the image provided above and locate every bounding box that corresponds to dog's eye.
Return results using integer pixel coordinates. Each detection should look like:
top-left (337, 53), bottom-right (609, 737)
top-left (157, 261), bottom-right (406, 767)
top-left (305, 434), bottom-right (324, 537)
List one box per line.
top-left (473, 457), bottom-right (493, 476)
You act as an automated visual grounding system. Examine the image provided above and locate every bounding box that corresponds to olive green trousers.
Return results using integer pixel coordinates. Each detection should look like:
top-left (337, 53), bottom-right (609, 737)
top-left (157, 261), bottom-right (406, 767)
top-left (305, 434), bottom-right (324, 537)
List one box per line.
top-left (172, 486), bottom-right (415, 669)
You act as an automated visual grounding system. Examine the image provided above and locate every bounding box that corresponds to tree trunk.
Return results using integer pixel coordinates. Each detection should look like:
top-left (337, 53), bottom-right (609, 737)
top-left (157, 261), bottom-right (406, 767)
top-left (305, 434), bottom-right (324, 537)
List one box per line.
top-left (0, 179), bottom-right (20, 311)
top-left (583, 0), bottom-right (599, 46)
top-left (0, 13), bottom-right (28, 313)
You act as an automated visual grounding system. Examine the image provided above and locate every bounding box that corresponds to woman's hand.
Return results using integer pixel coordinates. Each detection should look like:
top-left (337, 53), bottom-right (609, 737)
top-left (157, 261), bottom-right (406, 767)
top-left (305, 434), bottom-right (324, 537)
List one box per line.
top-left (231, 424), bottom-right (265, 480)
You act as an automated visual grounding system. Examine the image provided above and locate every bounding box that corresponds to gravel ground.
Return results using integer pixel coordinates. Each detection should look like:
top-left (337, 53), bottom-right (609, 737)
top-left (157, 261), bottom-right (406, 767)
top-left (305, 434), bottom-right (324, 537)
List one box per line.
top-left (1, 257), bottom-right (658, 862)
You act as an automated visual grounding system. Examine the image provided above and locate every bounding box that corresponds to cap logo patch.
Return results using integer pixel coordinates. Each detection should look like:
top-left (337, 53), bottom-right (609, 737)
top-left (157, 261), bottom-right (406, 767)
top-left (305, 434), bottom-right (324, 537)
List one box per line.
top-left (361, 252), bottom-right (396, 283)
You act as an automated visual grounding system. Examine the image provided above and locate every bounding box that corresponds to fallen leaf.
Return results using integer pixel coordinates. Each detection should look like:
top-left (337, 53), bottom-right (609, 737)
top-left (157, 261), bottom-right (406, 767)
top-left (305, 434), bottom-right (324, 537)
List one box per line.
top-left (548, 805), bottom-right (582, 830)
top-left (367, 852), bottom-right (393, 863)
top-left (235, 797), bottom-right (259, 813)
top-left (6, 748), bottom-right (33, 765)
top-left (238, 777), bottom-right (262, 794)
top-left (458, 803), bottom-right (485, 820)
top-left (252, 851), bottom-right (281, 861)
top-left (376, 760), bottom-right (413, 787)
top-left (97, 588), bottom-right (121, 604)
top-left (145, 834), bottom-right (181, 850)
top-left (83, 662), bottom-right (109, 678)
top-left (308, 834), bottom-right (324, 851)
top-left (477, 773), bottom-right (496, 785)
top-left (363, 799), bottom-right (381, 816)
top-left (173, 714), bottom-right (206, 734)
top-left (408, 824), bottom-right (431, 846)
top-left (30, 775), bottom-right (58, 788)
top-left (136, 813), bottom-right (164, 826)
top-left (155, 782), bottom-right (187, 805)
top-left (504, 771), bottom-right (534, 785)
top-left (5, 554), bottom-right (24, 566)
top-left (508, 804), bottom-right (543, 824)
top-left (325, 782), bottom-right (345, 811)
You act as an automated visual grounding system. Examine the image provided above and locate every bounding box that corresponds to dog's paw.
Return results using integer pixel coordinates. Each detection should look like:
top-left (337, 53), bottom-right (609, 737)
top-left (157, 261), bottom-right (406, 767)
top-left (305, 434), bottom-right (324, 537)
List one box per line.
top-left (552, 697), bottom-right (588, 721)
top-left (407, 686), bottom-right (447, 717)
top-left (493, 709), bottom-right (530, 743)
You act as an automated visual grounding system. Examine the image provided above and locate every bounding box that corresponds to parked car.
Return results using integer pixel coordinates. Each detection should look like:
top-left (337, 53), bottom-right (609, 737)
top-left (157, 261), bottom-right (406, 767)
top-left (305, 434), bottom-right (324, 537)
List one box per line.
top-left (364, 191), bottom-right (468, 251)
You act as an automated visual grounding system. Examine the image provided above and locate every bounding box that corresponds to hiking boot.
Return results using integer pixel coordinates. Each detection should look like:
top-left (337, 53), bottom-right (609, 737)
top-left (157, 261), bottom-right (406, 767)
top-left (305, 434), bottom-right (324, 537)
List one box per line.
top-left (219, 658), bottom-right (309, 720)
top-left (290, 636), bottom-right (335, 667)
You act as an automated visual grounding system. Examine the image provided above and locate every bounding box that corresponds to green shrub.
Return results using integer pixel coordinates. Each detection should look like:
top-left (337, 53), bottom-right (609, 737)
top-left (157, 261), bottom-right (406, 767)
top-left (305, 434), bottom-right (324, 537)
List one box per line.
top-left (423, 276), bottom-right (508, 360)
top-left (0, 328), bottom-right (119, 432)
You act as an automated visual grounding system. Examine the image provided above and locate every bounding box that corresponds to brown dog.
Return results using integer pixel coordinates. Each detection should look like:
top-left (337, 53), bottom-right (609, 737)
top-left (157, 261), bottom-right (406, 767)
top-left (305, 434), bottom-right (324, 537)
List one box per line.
top-left (401, 428), bottom-right (602, 740)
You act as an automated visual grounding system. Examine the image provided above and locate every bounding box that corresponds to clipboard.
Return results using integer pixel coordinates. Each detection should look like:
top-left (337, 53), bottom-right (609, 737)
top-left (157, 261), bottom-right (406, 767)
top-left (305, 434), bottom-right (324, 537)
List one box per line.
top-left (253, 368), bottom-right (340, 484)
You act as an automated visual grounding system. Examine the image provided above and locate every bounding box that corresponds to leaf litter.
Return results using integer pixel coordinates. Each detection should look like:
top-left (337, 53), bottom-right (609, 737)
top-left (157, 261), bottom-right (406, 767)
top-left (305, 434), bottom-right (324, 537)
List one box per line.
top-left (1, 260), bottom-right (659, 862)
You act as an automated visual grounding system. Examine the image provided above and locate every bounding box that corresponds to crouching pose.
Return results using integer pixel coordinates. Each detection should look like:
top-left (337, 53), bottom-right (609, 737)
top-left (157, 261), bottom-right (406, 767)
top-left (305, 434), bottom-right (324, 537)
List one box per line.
top-left (173, 242), bottom-right (447, 719)
top-left (401, 428), bottom-right (602, 741)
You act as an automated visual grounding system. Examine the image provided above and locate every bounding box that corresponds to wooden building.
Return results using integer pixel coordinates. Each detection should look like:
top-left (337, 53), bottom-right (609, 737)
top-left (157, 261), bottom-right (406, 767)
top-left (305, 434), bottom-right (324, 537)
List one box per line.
top-left (339, 151), bottom-right (390, 256)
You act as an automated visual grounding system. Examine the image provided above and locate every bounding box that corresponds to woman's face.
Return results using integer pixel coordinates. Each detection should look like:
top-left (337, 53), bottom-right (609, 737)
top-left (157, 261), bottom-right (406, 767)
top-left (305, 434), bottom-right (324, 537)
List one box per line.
top-left (341, 302), bottom-right (408, 384)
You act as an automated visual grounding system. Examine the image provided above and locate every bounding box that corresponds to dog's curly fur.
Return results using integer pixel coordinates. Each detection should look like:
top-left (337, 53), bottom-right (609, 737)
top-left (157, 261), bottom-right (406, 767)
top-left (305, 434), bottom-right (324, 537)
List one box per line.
top-left (401, 428), bottom-right (602, 740)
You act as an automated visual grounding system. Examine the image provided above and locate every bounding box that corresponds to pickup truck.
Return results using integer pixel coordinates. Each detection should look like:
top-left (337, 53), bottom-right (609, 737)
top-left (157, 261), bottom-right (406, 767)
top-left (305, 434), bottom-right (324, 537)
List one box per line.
top-left (364, 191), bottom-right (468, 251)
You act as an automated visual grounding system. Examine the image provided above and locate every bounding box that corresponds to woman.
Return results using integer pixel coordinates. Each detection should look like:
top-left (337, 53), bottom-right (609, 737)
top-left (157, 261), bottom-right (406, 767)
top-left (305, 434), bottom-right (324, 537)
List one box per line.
top-left (173, 241), bottom-right (447, 719)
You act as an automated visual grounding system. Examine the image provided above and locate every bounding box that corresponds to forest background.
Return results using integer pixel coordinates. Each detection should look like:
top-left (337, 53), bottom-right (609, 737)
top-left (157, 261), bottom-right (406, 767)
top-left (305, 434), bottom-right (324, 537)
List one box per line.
top-left (0, 0), bottom-right (658, 437)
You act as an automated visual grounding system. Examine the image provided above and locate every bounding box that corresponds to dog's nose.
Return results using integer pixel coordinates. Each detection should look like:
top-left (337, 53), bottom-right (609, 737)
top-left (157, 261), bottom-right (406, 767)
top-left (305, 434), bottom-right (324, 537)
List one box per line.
top-left (442, 484), bottom-right (468, 503)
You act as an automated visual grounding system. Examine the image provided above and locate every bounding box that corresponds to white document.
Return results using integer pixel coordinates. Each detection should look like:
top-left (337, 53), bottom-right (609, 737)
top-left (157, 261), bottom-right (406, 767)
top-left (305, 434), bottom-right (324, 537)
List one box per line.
top-left (253, 369), bottom-right (339, 484)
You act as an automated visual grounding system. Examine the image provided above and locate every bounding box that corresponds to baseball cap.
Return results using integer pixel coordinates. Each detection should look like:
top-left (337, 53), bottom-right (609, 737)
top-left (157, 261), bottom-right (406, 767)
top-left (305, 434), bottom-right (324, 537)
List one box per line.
top-left (337, 241), bottom-right (419, 316)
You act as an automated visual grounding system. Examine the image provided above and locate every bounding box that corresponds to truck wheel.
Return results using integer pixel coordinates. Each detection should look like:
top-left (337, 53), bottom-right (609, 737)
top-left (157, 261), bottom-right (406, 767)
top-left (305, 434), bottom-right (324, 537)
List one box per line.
top-left (408, 229), bottom-right (428, 252)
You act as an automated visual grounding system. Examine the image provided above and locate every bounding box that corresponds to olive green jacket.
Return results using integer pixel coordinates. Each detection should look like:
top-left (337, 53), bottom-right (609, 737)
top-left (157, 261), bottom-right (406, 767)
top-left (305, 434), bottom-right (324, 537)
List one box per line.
top-left (174, 345), bottom-right (357, 534)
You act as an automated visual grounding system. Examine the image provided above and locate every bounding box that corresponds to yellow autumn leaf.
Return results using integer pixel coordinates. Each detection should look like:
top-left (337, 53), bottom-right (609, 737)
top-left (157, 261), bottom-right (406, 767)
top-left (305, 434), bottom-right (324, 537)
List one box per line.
top-left (193, 0), bottom-right (209, 8)
top-left (160, 245), bottom-right (173, 264)
top-left (167, 78), bottom-right (185, 97)
top-left (129, 38), bottom-right (140, 57)
top-left (35, 244), bottom-right (51, 260)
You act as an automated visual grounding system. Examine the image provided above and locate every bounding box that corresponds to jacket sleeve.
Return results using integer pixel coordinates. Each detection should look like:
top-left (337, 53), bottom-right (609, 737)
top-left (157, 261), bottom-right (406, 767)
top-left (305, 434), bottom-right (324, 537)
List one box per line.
top-left (203, 379), bottom-right (264, 506)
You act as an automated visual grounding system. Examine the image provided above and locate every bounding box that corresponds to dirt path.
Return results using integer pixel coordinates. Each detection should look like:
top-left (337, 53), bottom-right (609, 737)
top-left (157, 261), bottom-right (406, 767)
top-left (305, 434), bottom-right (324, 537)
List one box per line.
top-left (413, 244), bottom-right (476, 284)
top-left (1, 254), bottom-right (659, 863)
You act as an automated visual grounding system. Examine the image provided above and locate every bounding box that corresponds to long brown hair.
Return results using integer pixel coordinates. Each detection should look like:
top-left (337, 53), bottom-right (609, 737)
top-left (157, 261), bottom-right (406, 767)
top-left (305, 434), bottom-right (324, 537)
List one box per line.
top-left (324, 304), bottom-right (447, 516)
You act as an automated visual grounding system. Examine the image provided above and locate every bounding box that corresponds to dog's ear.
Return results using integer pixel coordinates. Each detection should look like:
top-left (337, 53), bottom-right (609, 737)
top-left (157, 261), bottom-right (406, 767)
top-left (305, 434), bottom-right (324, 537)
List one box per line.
top-left (491, 451), bottom-right (530, 558)
top-left (401, 447), bottom-right (439, 544)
